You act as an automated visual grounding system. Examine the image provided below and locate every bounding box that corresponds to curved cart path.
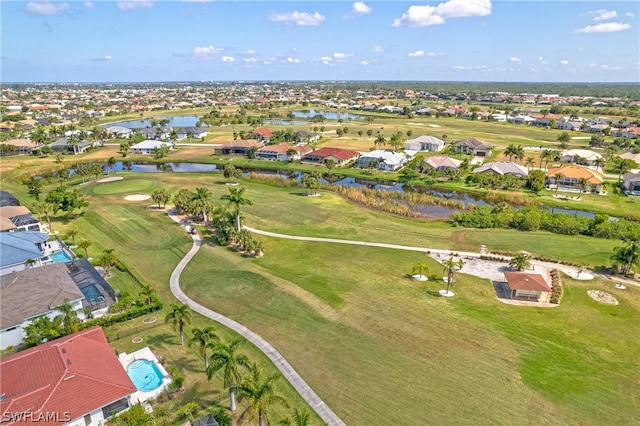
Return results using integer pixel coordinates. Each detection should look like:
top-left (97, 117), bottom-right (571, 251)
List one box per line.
top-left (167, 211), bottom-right (346, 426)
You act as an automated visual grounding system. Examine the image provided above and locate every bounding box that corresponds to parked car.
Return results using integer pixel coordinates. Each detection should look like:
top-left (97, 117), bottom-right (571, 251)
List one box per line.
top-left (189, 227), bottom-right (197, 235)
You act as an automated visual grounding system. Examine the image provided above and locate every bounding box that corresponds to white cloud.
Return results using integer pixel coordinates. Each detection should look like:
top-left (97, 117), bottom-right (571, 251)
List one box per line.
top-left (592, 9), bottom-right (617, 21)
top-left (452, 65), bottom-right (470, 70)
top-left (244, 57), bottom-right (256, 63)
top-left (116, 1), bottom-right (154, 11)
top-left (193, 45), bottom-right (224, 57)
top-left (560, 59), bottom-right (569, 65)
top-left (85, 2), bottom-right (94, 8)
top-left (90, 55), bottom-right (112, 61)
top-left (104, 55), bottom-right (112, 60)
top-left (577, 22), bottom-right (631, 33)
top-left (221, 56), bottom-right (235, 62)
top-left (286, 57), bottom-right (300, 63)
top-left (360, 61), bottom-right (369, 65)
top-left (25, 1), bottom-right (70, 16)
top-left (538, 56), bottom-right (548, 64)
top-left (626, 12), bottom-right (634, 18)
top-left (246, 49), bottom-right (256, 55)
top-left (426, 52), bottom-right (444, 56)
top-left (268, 11), bottom-right (325, 26)
top-left (373, 45), bottom-right (384, 53)
top-left (333, 52), bottom-right (353, 60)
top-left (320, 56), bottom-right (333, 62)
top-left (392, 0), bottom-right (492, 27)
top-left (408, 50), bottom-right (425, 57)
top-left (509, 57), bottom-right (521, 63)
top-left (352, 2), bottom-right (372, 15)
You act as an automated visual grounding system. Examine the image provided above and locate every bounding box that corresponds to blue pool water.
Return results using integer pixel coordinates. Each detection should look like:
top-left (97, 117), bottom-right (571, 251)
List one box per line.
top-left (50, 250), bottom-right (72, 263)
top-left (127, 359), bottom-right (163, 391)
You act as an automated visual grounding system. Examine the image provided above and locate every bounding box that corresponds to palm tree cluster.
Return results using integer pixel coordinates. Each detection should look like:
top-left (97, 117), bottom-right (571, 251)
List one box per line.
top-left (610, 240), bottom-right (640, 276)
top-left (502, 144), bottom-right (525, 163)
top-left (24, 300), bottom-right (81, 346)
top-left (173, 187), bottom-right (217, 224)
top-left (300, 171), bottom-right (322, 196)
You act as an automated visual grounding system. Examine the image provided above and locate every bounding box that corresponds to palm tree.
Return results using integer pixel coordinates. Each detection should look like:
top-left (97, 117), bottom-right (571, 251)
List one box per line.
top-left (97, 248), bottom-right (117, 277)
top-left (77, 238), bottom-right (93, 258)
top-left (236, 363), bottom-right (289, 426)
top-left (221, 187), bottom-right (252, 231)
top-left (139, 283), bottom-right (156, 305)
top-left (554, 172), bottom-right (564, 194)
top-left (525, 157), bottom-right (535, 169)
top-left (411, 263), bottom-right (430, 281)
top-left (191, 187), bottom-right (215, 224)
top-left (374, 133), bottom-right (386, 150)
top-left (279, 408), bottom-right (311, 426)
top-left (508, 252), bottom-right (531, 271)
top-left (503, 144), bottom-right (517, 162)
top-left (610, 240), bottom-right (640, 276)
top-left (389, 131), bottom-right (404, 152)
top-left (577, 177), bottom-right (588, 199)
top-left (66, 227), bottom-right (80, 245)
top-left (206, 339), bottom-right (250, 412)
top-left (165, 303), bottom-right (192, 346)
top-left (324, 158), bottom-right (335, 177)
top-left (442, 257), bottom-right (464, 296)
top-left (191, 326), bottom-right (219, 369)
top-left (24, 258), bottom-right (37, 269)
top-left (55, 300), bottom-right (80, 335)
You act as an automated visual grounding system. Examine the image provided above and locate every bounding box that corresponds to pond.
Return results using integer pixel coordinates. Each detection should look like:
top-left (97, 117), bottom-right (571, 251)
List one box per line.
top-left (291, 109), bottom-right (364, 121)
top-left (102, 116), bottom-right (206, 129)
top-left (68, 161), bottom-right (597, 219)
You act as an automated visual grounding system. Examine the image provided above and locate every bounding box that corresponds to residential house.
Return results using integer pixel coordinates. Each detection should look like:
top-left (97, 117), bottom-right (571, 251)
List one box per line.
top-left (0, 206), bottom-right (43, 232)
top-left (507, 115), bottom-right (536, 125)
top-left (130, 140), bottom-right (172, 155)
top-left (423, 156), bottom-right (462, 172)
top-left (49, 138), bottom-right (93, 155)
top-left (503, 271), bottom-right (552, 303)
top-left (618, 152), bottom-right (640, 166)
top-left (251, 127), bottom-right (275, 143)
top-left (621, 127), bottom-right (640, 139)
top-left (557, 121), bottom-right (582, 131)
top-left (104, 126), bottom-right (133, 139)
top-left (297, 131), bottom-right (320, 144)
top-left (0, 262), bottom-right (86, 349)
top-left (622, 172), bottom-right (640, 195)
top-left (472, 161), bottom-right (529, 178)
top-left (0, 191), bottom-right (20, 207)
top-left (587, 123), bottom-right (609, 134)
top-left (137, 126), bottom-right (171, 140)
top-left (215, 140), bottom-right (263, 156)
top-left (546, 164), bottom-right (605, 193)
top-left (452, 138), bottom-right (493, 157)
top-left (0, 231), bottom-right (50, 276)
top-left (560, 149), bottom-right (603, 167)
top-left (66, 258), bottom-right (116, 313)
top-left (255, 143), bottom-right (295, 161)
top-left (0, 327), bottom-right (136, 425)
top-left (303, 147), bottom-right (360, 167)
top-left (176, 127), bottom-right (207, 141)
top-left (404, 135), bottom-right (445, 152)
top-left (2, 139), bottom-right (40, 155)
top-left (355, 150), bottom-right (408, 171)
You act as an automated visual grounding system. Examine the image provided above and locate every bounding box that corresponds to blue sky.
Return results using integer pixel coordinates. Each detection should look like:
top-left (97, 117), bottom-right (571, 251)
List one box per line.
top-left (1, 0), bottom-right (638, 83)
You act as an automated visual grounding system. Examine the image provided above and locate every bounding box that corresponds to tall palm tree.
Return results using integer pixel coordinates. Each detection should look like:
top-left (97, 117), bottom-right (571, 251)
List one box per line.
top-left (221, 187), bottom-right (252, 231)
top-left (236, 363), bottom-right (289, 426)
top-left (374, 133), bottom-right (386, 150)
top-left (503, 144), bottom-right (516, 162)
top-left (206, 339), bottom-right (250, 412)
top-left (442, 257), bottom-right (464, 295)
top-left (139, 283), bottom-right (156, 305)
top-left (524, 157), bottom-right (535, 169)
top-left (66, 227), bottom-right (80, 245)
top-left (191, 326), bottom-right (219, 369)
top-left (610, 240), bottom-right (640, 276)
top-left (55, 300), bottom-right (80, 335)
top-left (97, 248), bottom-right (117, 276)
top-left (77, 239), bottom-right (93, 258)
top-left (191, 187), bottom-right (214, 224)
top-left (165, 303), bottom-right (192, 346)
top-left (554, 172), bottom-right (564, 194)
top-left (577, 178), bottom-right (588, 199)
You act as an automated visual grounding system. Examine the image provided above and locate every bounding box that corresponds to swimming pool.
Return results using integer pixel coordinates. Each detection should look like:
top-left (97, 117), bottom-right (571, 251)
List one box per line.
top-left (127, 359), bottom-right (164, 391)
top-left (50, 250), bottom-right (72, 263)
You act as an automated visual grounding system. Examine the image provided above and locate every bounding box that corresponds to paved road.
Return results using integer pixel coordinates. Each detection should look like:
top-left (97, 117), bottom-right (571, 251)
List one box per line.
top-left (166, 211), bottom-right (346, 426)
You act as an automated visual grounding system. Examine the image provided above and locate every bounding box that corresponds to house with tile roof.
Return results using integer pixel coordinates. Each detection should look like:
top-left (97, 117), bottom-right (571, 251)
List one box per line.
top-left (104, 126), bottom-right (133, 139)
top-left (303, 147), bottom-right (360, 167)
top-left (251, 127), bottom-right (275, 143)
top-left (255, 143), bottom-right (296, 161)
top-left (354, 150), bottom-right (408, 171)
top-left (0, 231), bottom-right (50, 276)
top-left (560, 149), bottom-right (603, 167)
top-left (546, 164), bottom-right (605, 194)
top-left (503, 271), bottom-right (552, 303)
top-left (1, 139), bottom-right (41, 155)
top-left (176, 127), bottom-right (207, 140)
top-left (0, 206), bottom-right (43, 233)
top-left (49, 138), bottom-right (93, 155)
top-left (404, 135), bottom-right (445, 152)
top-left (423, 156), bottom-right (462, 172)
top-left (452, 138), bottom-right (492, 157)
top-left (472, 161), bottom-right (529, 178)
top-left (622, 172), bottom-right (640, 196)
top-left (0, 327), bottom-right (136, 426)
top-left (215, 139), bottom-right (263, 155)
top-left (0, 263), bottom-right (86, 350)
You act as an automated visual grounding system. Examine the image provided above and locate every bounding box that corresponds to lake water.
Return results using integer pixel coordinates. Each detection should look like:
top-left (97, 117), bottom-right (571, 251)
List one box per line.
top-left (292, 109), bottom-right (363, 121)
top-left (102, 116), bottom-right (205, 129)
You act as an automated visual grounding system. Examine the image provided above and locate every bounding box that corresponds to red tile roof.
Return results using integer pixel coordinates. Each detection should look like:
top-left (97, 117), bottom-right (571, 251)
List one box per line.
top-left (547, 165), bottom-right (604, 184)
top-left (257, 142), bottom-right (292, 154)
top-left (504, 271), bottom-right (551, 292)
top-left (306, 147), bottom-right (359, 161)
top-left (252, 127), bottom-right (274, 138)
top-left (0, 327), bottom-right (135, 426)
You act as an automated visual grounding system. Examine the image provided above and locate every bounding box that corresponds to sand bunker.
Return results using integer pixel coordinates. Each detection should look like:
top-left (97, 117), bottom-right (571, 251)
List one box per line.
top-left (97, 176), bottom-right (124, 183)
top-left (124, 194), bottom-right (151, 201)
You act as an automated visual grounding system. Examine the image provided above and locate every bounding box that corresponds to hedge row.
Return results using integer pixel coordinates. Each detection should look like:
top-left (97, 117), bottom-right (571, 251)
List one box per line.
top-left (550, 270), bottom-right (563, 304)
top-left (80, 301), bottom-right (162, 330)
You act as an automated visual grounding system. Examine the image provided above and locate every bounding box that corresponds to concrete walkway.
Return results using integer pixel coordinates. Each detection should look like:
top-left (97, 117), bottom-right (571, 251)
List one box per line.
top-left (166, 211), bottom-right (346, 426)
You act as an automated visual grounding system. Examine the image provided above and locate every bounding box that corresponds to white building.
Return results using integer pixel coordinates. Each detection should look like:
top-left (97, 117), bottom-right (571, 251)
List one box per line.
top-left (355, 150), bottom-right (409, 171)
top-left (130, 140), bottom-right (172, 155)
top-left (404, 135), bottom-right (445, 152)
